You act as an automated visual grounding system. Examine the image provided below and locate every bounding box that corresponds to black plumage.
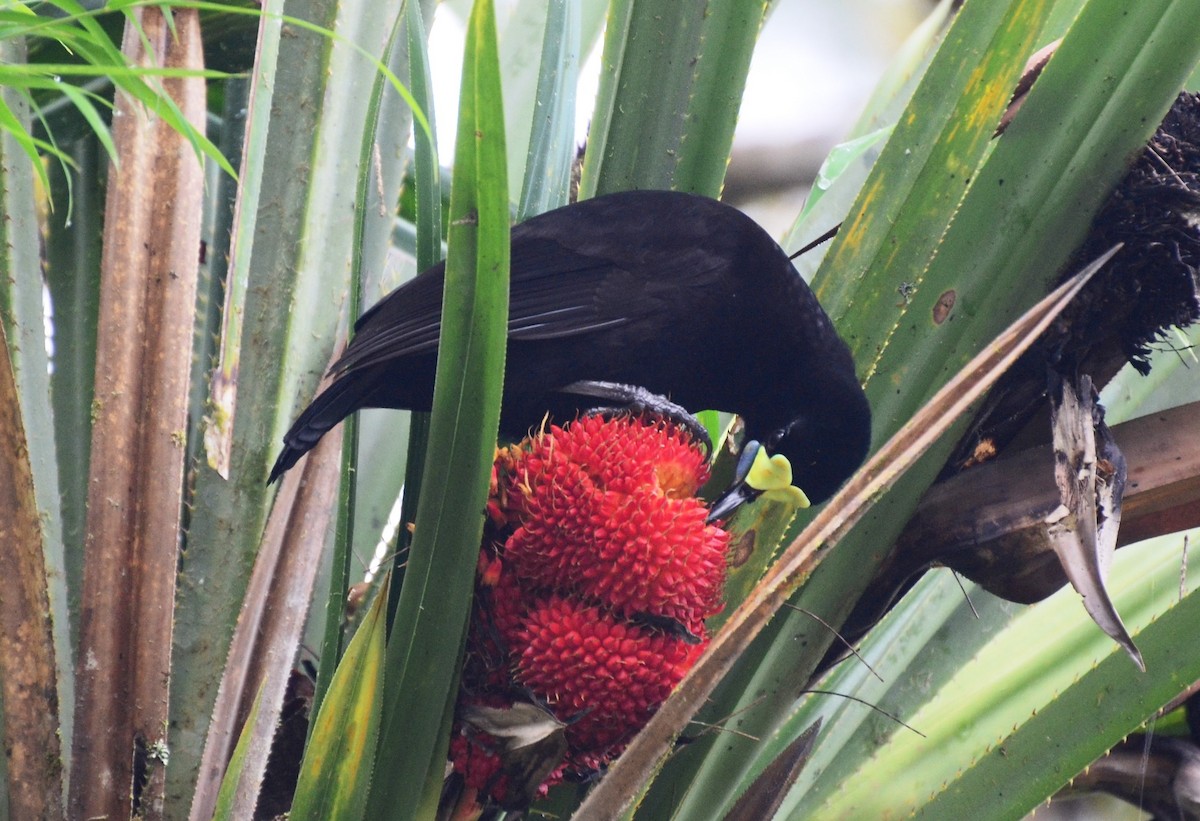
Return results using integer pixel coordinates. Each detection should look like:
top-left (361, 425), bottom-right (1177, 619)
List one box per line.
top-left (269, 190), bottom-right (870, 503)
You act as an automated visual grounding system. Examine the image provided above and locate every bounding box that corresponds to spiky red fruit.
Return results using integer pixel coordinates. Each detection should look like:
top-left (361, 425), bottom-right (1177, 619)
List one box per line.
top-left (501, 416), bottom-right (727, 632)
top-left (449, 731), bottom-right (506, 801)
top-left (514, 594), bottom-right (706, 754)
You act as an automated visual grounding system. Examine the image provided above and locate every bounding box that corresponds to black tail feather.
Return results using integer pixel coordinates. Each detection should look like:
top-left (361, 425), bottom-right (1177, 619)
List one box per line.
top-left (267, 377), bottom-right (376, 484)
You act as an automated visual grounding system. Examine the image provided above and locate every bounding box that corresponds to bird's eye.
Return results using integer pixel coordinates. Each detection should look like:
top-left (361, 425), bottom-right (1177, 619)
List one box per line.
top-left (768, 417), bottom-right (807, 451)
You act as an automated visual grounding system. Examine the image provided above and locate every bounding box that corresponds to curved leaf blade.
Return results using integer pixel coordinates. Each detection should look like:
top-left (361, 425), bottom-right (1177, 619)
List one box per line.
top-left (364, 0), bottom-right (509, 815)
top-left (291, 577), bottom-right (388, 820)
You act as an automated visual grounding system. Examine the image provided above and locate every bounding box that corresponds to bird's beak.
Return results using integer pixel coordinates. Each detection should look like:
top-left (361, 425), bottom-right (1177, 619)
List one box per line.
top-left (706, 441), bottom-right (764, 523)
top-left (705, 440), bottom-right (811, 523)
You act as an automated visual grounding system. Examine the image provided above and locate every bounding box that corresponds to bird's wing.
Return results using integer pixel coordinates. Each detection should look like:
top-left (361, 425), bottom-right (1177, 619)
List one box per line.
top-left (503, 231), bottom-right (633, 340)
top-left (330, 264), bottom-right (444, 374)
top-left (330, 232), bottom-right (632, 375)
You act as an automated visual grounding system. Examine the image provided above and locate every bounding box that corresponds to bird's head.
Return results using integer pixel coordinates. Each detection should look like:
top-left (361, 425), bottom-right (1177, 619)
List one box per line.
top-left (759, 371), bottom-right (872, 505)
top-left (707, 381), bottom-right (870, 523)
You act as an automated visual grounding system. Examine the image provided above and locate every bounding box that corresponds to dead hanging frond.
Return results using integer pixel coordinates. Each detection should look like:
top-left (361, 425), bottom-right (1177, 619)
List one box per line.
top-left (864, 399), bottom-right (1200, 627)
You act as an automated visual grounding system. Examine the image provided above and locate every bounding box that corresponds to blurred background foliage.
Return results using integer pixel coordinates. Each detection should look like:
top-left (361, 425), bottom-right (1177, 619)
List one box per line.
top-left (0, 0), bottom-right (1198, 818)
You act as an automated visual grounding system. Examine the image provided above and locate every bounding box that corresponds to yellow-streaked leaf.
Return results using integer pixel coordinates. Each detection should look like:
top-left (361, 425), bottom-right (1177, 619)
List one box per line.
top-left (291, 576), bottom-right (389, 821)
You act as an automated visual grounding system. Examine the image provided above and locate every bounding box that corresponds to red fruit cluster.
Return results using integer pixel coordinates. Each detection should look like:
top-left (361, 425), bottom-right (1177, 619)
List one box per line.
top-left (501, 414), bottom-right (726, 635)
top-left (450, 416), bottom-right (729, 809)
top-left (515, 595), bottom-right (705, 751)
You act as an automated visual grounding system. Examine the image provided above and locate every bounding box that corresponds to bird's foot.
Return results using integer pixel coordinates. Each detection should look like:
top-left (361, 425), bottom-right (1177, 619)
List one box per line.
top-left (558, 380), bottom-right (712, 454)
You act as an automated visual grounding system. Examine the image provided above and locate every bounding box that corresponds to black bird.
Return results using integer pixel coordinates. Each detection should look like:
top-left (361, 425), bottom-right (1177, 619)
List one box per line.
top-left (269, 190), bottom-right (870, 504)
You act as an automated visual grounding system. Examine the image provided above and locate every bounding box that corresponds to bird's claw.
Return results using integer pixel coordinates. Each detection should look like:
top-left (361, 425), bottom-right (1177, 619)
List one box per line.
top-left (560, 380), bottom-right (713, 454)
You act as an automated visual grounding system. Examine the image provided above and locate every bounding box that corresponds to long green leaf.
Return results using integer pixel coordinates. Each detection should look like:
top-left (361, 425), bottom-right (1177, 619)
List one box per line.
top-left (405, 0), bottom-right (442, 275)
top-left (0, 37), bottom-right (67, 815)
top-left (316, 0), bottom-right (413, 720)
top-left (364, 0), bottom-right (509, 815)
top-left (495, 0), bottom-right (603, 204)
top-left (170, 0), bottom-right (334, 803)
top-left (169, 0), bottom-right (409, 806)
top-left (292, 576), bottom-right (388, 820)
top-left (43, 133), bottom-right (103, 667)
top-left (383, 0), bottom-right (441, 628)
top-left (809, 529), bottom-right (1200, 819)
top-left (579, 0), bottom-right (768, 197)
top-left (3, 44), bottom-right (76, 800)
top-left (516, 0), bottom-right (578, 219)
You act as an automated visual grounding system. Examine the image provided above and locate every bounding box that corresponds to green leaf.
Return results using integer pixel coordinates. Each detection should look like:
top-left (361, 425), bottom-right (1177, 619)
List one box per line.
top-left (0, 35), bottom-right (73, 802)
top-left (767, 571), bottom-right (1017, 815)
top-left (580, 0), bottom-right (769, 197)
top-left (383, 0), bottom-right (441, 626)
top-left (169, 0), bottom-right (413, 804)
top-left (211, 684), bottom-right (266, 821)
top-left (516, 0), bottom-right (579, 219)
top-left (364, 0), bottom-right (509, 815)
top-left (44, 133), bottom-right (104, 634)
top-left (314, 0), bottom-right (430, 720)
top-left (292, 576), bottom-right (389, 821)
top-left (497, 0), bottom-right (603, 204)
top-left (807, 530), bottom-right (1200, 819)
top-left (406, 0), bottom-right (442, 275)
top-left (53, 82), bottom-right (117, 167)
